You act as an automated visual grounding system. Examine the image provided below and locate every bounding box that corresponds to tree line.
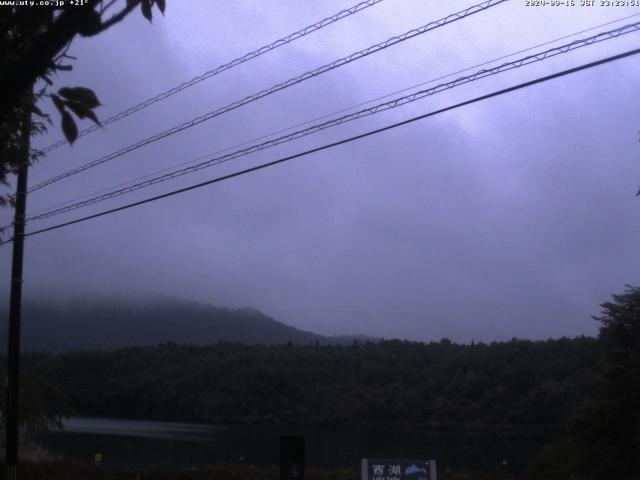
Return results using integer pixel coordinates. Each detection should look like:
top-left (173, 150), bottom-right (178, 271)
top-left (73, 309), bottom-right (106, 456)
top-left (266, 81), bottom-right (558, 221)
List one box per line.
top-left (9, 336), bottom-right (599, 431)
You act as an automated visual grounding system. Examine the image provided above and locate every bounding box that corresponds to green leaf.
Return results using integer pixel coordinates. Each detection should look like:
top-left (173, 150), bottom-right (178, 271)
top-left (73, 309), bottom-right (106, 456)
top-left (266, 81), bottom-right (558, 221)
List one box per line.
top-left (58, 87), bottom-right (101, 109)
top-left (83, 109), bottom-right (101, 126)
top-left (61, 111), bottom-right (78, 145)
top-left (51, 94), bottom-right (66, 115)
top-left (31, 104), bottom-right (46, 118)
top-left (64, 101), bottom-right (88, 119)
top-left (77, 9), bottom-right (102, 36)
top-left (65, 100), bottom-right (101, 127)
top-left (141, 0), bottom-right (152, 21)
top-left (155, 0), bottom-right (165, 14)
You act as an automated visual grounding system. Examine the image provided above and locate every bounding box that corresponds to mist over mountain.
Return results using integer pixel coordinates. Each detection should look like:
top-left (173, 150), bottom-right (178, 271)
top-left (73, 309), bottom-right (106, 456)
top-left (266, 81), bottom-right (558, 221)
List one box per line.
top-left (0, 296), bottom-right (374, 352)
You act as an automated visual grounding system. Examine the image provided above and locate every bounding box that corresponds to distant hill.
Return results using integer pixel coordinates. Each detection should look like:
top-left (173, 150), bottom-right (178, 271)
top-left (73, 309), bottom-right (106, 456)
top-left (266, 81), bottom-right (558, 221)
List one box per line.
top-left (0, 297), bottom-right (374, 351)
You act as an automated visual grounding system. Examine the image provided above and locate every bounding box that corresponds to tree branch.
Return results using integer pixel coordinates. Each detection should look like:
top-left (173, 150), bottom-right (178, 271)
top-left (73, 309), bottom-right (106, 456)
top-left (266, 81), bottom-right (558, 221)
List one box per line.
top-left (95, 0), bottom-right (140, 34)
top-left (0, 0), bottom-right (143, 122)
top-left (100, 0), bottom-right (118, 15)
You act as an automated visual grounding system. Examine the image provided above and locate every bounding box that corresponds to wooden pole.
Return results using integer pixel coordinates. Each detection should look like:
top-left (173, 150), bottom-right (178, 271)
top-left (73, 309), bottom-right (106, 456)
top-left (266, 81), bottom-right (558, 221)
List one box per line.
top-left (5, 97), bottom-right (31, 480)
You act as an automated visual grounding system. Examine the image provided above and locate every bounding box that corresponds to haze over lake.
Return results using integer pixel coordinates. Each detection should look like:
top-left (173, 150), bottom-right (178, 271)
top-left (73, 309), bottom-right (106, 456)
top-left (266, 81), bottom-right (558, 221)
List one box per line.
top-left (37, 416), bottom-right (552, 474)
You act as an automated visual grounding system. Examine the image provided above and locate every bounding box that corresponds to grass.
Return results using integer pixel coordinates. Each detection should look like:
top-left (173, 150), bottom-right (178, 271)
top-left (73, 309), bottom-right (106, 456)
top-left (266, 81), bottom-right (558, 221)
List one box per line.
top-left (0, 461), bottom-right (528, 480)
top-left (0, 462), bottom-right (361, 480)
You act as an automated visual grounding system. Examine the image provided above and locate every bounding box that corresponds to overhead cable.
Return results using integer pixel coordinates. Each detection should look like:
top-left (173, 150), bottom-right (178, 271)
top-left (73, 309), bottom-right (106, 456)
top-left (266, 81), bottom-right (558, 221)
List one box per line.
top-left (28, 0), bottom-right (507, 193)
top-left (40, 0), bottom-right (387, 153)
top-left (2, 45), bottom-right (637, 245)
top-left (26, 11), bottom-right (640, 219)
top-left (24, 20), bottom-right (640, 222)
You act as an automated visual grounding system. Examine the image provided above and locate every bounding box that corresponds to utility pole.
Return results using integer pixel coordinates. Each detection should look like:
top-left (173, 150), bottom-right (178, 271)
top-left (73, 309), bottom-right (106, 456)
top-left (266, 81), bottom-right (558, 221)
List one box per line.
top-left (5, 97), bottom-right (31, 480)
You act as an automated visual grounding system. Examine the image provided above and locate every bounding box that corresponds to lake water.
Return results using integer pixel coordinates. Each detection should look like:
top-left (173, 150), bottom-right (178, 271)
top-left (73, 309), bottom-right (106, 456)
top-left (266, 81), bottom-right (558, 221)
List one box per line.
top-left (36, 416), bottom-right (554, 474)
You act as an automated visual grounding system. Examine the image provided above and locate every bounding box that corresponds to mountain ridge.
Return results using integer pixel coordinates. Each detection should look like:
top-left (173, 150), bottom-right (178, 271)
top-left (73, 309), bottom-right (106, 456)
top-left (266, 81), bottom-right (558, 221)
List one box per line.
top-left (0, 296), bottom-right (376, 352)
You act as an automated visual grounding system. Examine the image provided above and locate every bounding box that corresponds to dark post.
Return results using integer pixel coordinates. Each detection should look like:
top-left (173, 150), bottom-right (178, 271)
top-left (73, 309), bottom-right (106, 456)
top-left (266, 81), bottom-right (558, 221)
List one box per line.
top-left (279, 435), bottom-right (305, 480)
top-left (5, 100), bottom-right (31, 480)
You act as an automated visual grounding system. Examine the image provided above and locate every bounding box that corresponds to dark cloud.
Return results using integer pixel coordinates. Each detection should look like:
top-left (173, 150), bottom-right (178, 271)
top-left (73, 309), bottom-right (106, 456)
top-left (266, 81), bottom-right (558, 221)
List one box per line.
top-left (1, 0), bottom-right (639, 342)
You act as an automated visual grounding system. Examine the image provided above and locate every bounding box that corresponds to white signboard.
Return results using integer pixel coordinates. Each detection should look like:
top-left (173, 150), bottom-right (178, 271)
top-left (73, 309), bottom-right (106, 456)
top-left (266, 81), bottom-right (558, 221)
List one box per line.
top-left (361, 458), bottom-right (436, 480)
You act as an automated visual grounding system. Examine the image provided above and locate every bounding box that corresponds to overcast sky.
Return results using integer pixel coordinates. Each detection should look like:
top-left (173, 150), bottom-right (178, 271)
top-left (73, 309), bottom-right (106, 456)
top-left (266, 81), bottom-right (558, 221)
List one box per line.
top-left (1, 0), bottom-right (640, 342)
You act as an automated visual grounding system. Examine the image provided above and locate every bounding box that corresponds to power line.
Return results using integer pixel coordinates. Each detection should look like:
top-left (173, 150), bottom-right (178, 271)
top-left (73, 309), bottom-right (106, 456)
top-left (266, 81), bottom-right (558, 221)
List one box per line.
top-left (24, 20), bottom-right (640, 223)
top-left (28, 0), bottom-right (507, 193)
top-left (308, 12), bottom-right (640, 123)
top-left (25, 150), bottom-right (220, 217)
top-left (25, 20), bottom-right (640, 221)
top-left (25, 11), bottom-right (640, 221)
top-left (40, 0), bottom-right (387, 153)
top-left (2, 45), bottom-right (637, 245)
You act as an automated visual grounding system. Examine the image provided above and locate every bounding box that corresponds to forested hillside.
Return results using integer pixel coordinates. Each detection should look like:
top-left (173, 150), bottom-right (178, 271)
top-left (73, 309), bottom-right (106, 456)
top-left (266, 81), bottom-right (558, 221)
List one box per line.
top-left (0, 297), bottom-right (371, 351)
top-left (19, 337), bottom-right (599, 430)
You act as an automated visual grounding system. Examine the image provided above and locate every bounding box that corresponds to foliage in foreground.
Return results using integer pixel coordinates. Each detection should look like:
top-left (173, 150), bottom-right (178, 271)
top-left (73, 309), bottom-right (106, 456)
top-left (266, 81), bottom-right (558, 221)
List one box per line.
top-left (526, 285), bottom-right (640, 480)
top-left (0, 0), bottom-right (166, 214)
top-left (0, 461), bottom-right (524, 480)
top-left (0, 462), bottom-right (361, 480)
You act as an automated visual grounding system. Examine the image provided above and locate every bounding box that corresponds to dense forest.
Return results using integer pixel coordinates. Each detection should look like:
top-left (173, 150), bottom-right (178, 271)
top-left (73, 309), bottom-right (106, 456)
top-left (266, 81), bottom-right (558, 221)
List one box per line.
top-left (14, 337), bottom-right (599, 431)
